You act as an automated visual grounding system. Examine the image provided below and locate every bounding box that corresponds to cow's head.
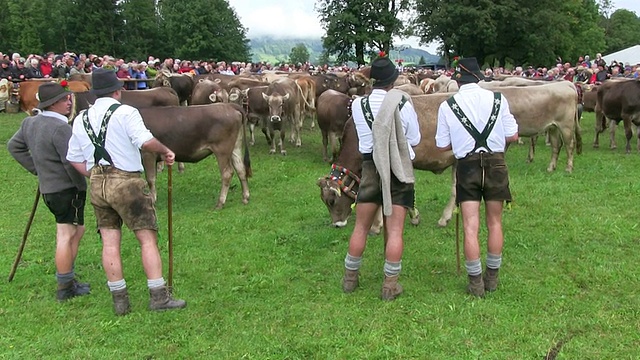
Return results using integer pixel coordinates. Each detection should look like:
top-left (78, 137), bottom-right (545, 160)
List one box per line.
top-left (228, 87), bottom-right (243, 104)
top-left (208, 89), bottom-right (229, 103)
top-left (317, 177), bottom-right (354, 227)
top-left (262, 92), bottom-right (290, 123)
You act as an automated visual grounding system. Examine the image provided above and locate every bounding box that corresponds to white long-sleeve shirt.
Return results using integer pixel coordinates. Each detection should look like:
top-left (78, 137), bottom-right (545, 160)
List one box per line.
top-left (352, 89), bottom-right (421, 160)
top-left (67, 97), bottom-right (154, 172)
top-left (435, 83), bottom-right (518, 159)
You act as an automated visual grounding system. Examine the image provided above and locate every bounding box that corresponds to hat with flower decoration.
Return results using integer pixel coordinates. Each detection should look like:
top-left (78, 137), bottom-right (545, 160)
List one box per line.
top-left (370, 51), bottom-right (398, 88)
top-left (36, 82), bottom-right (72, 109)
top-left (452, 57), bottom-right (484, 84)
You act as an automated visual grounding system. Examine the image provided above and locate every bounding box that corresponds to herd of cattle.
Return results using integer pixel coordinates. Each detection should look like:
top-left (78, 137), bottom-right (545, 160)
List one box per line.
top-left (11, 69), bottom-right (640, 228)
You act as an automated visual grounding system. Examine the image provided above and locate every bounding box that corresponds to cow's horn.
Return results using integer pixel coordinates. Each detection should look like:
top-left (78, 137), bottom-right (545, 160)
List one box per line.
top-left (330, 186), bottom-right (342, 197)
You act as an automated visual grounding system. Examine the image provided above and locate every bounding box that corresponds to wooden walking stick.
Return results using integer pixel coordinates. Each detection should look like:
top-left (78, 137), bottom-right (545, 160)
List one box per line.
top-left (167, 164), bottom-right (174, 289)
top-left (8, 188), bottom-right (41, 282)
top-left (455, 207), bottom-right (461, 276)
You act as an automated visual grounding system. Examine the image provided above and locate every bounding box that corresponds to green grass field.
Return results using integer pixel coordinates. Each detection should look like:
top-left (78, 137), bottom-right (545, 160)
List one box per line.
top-left (0, 110), bottom-right (638, 359)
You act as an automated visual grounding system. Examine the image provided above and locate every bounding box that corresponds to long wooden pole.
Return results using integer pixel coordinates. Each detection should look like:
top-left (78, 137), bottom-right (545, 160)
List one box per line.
top-left (8, 189), bottom-right (40, 282)
top-left (455, 208), bottom-right (461, 276)
top-left (167, 164), bottom-right (174, 288)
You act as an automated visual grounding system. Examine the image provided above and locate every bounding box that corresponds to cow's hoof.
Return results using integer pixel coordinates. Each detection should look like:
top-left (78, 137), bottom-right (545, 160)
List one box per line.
top-left (565, 166), bottom-right (573, 173)
top-left (281, 150), bottom-right (287, 156)
top-left (250, 141), bottom-right (255, 146)
top-left (215, 203), bottom-right (224, 210)
top-left (593, 143), bottom-right (599, 148)
top-left (611, 145), bottom-right (617, 150)
top-left (269, 150), bottom-right (276, 155)
top-left (242, 198), bottom-right (249, 205)
top-left (546, 166), bottom-right (556, 172)
top-left (526, 158), bottom-right (533, 164)
top-left (437, 218), bottom-right (450, 227)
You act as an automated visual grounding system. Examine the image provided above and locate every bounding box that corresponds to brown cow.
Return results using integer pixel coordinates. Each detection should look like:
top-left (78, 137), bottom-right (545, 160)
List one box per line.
top-left (18, 80), bottom-right (91, 115)
top-left (229, 85), bottom-right (269, 145)
top-left (261, 78), bottom-right (302, 154)
top-left (394, 83), bottom-right (424, 95)
top-left (191, 79), bottom-right (229, 105)
top-left (292, 75), bottom-right (317, 129)
top-left (140, 104), bottom-right (252, 209)
top-left (318, 93), bottom-right (457, 229)
top-left (480, 81), bottom-right (582, 172)
top-left (227, 77), bottom-right (269, 91)
top-left (316, 89), bottom-right (352, 162)
top-left (594, 79), bottom-right (640, 153)
top-left (153, 71), bottom-right (195, 105)
top-left (74, 87), bottom-right (180, 113)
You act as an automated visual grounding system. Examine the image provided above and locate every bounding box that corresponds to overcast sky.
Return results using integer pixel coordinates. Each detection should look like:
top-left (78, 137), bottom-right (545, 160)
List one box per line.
top-left (228, 0), bottom-right (640, 54)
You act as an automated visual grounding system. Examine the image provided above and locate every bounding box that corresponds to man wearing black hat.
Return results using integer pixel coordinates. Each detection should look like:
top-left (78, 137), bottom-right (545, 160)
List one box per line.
top-left (342, 53), bottom-right (421, 301)
top-left (8, 82), bottom-right (90, 301)
top-left (435, 57), bottom-right (519, 297)
top-left (67, 68), bottom-right (186, 315)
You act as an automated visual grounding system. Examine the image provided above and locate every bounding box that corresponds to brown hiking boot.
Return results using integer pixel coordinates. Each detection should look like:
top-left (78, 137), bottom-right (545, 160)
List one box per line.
top-left (149, 286), bottom-right (187, 311)
top-left (467, 274), bottom-right (485, 298)
top-left (381, 275), bottom-right (403, 301)
top-left (484, 267), bottom-right (499, 292)
top-left (111, 288), bottom-right (131, 316)
top-left (342, 269), bottom-right (359, 293)
top-left (56, 280), bottom-right (90, 302)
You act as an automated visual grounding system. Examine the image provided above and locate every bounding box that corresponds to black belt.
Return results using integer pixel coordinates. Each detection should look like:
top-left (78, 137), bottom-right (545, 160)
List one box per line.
top-left (362, 153), bottom-right (373, 161)
top-left (458, 152), bottom-right (504, 167)
top-left (91, 165), bottom-right (142, 176)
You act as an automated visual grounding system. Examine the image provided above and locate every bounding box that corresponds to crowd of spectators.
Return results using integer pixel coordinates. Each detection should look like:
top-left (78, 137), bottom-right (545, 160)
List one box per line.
top-left (449, 53), bottom-right (640, 84)
top-left (2, 50), bottom-right (639, 87)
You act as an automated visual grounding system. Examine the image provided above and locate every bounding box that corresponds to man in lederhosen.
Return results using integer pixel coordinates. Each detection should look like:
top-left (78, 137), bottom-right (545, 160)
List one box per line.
top-left (435, 57), bottom-right (519, 297)
top-left (342, 53), bottom-right (421, 301)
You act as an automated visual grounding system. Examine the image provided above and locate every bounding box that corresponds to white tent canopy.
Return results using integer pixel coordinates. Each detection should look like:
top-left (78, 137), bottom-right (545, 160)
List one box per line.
top-left (602, 44), bottom-right (640, 66)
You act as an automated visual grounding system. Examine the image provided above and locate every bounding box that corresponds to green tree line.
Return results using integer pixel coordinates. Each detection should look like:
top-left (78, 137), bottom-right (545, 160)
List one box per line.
top-left (0, 0), bottom-right (251, 62)
top-left (1, 0), bottom-right (638, 68)
top-left (318, 0), bottom-right (640, 67)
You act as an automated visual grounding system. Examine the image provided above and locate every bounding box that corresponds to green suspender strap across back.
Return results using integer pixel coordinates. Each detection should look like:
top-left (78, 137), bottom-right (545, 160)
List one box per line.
top-left (360, 95), bottom-right (409, 130)
top-left (81, 104), bottom-right (121, 166)
top-left (446, 92), bottom-right (502, 155)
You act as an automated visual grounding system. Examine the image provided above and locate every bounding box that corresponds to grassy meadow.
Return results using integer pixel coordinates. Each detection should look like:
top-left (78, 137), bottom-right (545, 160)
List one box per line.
top-left (0, 110), bottom-right (639, 359)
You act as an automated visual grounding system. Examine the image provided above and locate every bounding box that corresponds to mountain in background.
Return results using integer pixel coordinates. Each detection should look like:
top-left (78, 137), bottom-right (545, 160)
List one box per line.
top-left (248, 36), bottom-right (441, 66)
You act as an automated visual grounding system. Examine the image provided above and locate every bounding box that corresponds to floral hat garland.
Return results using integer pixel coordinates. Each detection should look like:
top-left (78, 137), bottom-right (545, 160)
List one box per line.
top-left (451, 56), bottom-right (462, 69)
top-left (59, 80), bottom-right (70, 91)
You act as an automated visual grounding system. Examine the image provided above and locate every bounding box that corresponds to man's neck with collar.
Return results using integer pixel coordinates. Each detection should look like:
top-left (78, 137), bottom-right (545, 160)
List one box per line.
top-left (459, 82), bottom-right (480, 91)
top-left (40, 110), bottom-right (69, 123)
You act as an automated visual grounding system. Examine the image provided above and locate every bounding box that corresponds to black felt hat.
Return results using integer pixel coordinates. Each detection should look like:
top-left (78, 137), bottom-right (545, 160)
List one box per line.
top-left (370, 55), bottom-right (398, 87)
top-left (90, 68), bottom-right (124, 96)
top-left (453, 57), bottom-right (484, 83)
top-left (36, 82), bottom-right (71, 109)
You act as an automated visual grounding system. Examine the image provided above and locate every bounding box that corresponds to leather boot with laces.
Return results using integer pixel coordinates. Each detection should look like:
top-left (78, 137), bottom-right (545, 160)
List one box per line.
top-left (56, 279), bottom-right (90, 301)
top-left (484, 267), bottom-right (499, 292)
top-left (467, 274), bottom-right (485, 298)
top-left (342, 269), bottom-right (359, 293)
top-left (111, 288), bottom-right (131, 316)
top-left (149, 286), bottom-right (187, 311)
top-left (381, 274), bottom-right (403, 301)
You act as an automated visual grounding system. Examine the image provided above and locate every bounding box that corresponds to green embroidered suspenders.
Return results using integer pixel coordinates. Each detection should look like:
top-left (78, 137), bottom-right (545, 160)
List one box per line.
top-left (81, 103), bottom-right (121, 166)
top-left (446, 92), bottom-right (502, 154)
top-left (360, 95), bottom-right (409, 130)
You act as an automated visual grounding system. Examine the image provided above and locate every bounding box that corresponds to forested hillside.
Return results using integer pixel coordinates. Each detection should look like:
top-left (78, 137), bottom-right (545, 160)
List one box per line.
top-left (249, 37), bottom-right (441, 66)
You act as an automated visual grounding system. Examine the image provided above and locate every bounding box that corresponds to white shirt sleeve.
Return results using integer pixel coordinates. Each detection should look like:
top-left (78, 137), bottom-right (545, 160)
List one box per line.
top-left (123, 108), bottom-right (154, 149)
top-left (401, 102), bottom-right (421, 147)
top-left (435, 103), bottom-right (451, 148)
top-left (500, 96), bottom-right (518, 137)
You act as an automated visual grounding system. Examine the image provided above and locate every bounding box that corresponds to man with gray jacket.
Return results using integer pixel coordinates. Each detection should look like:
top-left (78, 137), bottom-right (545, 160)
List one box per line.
top-left (8, 82), bottom-right (89, 301)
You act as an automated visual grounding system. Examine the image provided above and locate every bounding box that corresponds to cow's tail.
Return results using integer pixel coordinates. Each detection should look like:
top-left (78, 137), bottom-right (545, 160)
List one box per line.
top-left (239, 105), bottom-right (252, 178)
top-left (295, 79), bottom-right (314, 111)
top-left (574, 103), bottom-right (583, 155)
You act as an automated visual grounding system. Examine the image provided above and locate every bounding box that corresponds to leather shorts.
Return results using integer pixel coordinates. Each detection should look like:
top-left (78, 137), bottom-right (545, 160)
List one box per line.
top-left (456, 152), bottom-right (512, 204)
